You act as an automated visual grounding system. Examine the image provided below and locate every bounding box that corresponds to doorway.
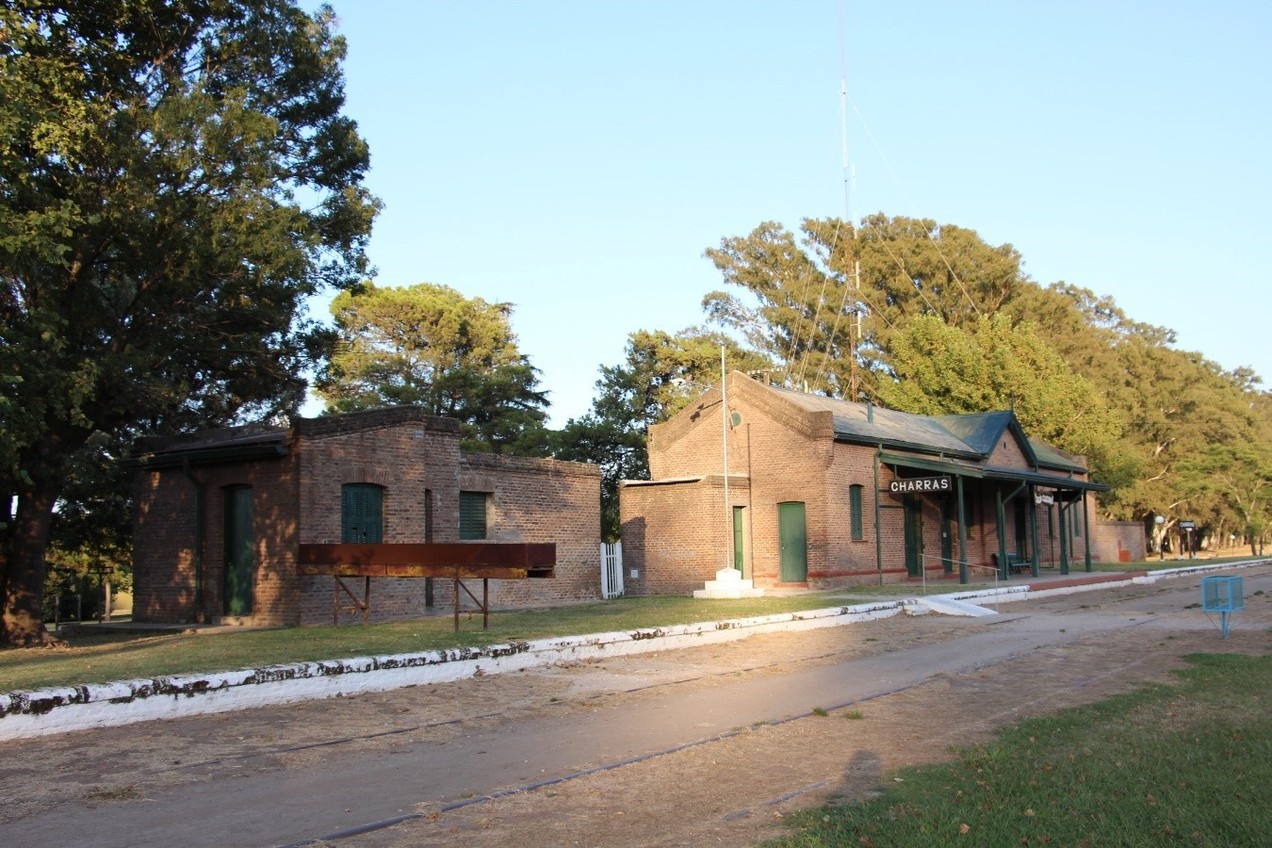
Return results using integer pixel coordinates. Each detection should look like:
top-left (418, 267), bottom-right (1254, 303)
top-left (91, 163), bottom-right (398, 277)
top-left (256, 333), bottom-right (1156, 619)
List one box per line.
top-left (777, 502), bottom-right (807, 582)
top-left (904, 496), bottom-right (924, 577)
top-left (939, 495), bottom-right (954, 573)
top-left (223, 486), bottom-right (254, 616)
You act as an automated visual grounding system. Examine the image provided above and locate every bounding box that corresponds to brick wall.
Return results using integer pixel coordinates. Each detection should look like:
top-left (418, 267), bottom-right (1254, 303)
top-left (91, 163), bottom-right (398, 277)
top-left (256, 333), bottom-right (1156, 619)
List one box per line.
top-left (620, 476), bottom-right (739, 596)
top-left (1090, 520), bottom-right (1147, 563)
top-left (293, 410), bottom-right (461, 625)
top-left (133, 406), bottom-right (601, 627)
top-left (132, 469), bottom-right (198, 623)
top-left (132, 443), bottom-right (300, 625)
top-left (625, 374), bottom-right (1114, 595)
top-left (459, 452), bottom-right (601, 608)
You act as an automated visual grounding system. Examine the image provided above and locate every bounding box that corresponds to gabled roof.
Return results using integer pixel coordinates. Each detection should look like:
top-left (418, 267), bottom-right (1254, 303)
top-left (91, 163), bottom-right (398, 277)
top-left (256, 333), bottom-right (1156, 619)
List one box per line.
top-left (931, 411), bottom-right (1018, 456)
top-left (733, 373), bottom-right (1098, 484)
top-left (767, 385), bottom-right (980, 458)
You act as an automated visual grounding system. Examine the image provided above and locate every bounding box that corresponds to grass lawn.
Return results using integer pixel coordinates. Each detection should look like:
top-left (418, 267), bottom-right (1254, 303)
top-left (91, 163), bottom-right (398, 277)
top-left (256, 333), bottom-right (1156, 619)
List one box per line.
top-left (1, 592), bottom-right (874, 693)
top-left (769, 653), bottom-right (1272, 848)
top-left (6, 558), bottom-right (1260, 693)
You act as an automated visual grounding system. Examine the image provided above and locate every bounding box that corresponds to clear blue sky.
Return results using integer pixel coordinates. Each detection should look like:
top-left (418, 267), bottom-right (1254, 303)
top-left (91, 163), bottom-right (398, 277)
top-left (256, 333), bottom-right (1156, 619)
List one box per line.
top-left (311, 0), bottom-right (1272, 425)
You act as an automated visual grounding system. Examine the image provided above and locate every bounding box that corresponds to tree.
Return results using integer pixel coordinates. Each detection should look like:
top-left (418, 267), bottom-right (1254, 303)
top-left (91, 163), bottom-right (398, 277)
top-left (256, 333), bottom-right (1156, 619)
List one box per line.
top-left (554, 329), bottom-right (771, 539)
top-left (703, 220), bottom-right (862, 398)
top-left (0, 1), bottom-right (378, 646)
top-left (702, 215), bottom-right (1029, 401)
top-left (875, 314), bottom-right (1139, 492)
top-left (1177, 441), bottom-right (1272, 557)
top-left (316, 282), bottom-right (550, 454)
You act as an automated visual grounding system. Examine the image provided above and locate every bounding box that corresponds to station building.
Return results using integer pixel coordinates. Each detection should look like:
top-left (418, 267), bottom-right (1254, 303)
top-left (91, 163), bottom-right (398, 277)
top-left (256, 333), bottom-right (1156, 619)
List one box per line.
top-left (130, 406), bottom-right (601, 626)
top-left (620, 372), bottom-right (1144, 595)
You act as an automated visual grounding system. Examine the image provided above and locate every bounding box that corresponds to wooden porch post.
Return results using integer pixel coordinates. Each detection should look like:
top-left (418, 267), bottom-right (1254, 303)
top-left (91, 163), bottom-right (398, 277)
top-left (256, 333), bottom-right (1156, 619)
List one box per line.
top-left (957, 476), bottom-right (969, 585)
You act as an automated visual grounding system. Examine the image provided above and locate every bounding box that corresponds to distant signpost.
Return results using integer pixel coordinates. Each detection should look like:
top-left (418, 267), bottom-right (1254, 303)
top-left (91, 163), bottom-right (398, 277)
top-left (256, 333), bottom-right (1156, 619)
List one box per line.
top-left (1179, 520), bottom-right (1197, 559)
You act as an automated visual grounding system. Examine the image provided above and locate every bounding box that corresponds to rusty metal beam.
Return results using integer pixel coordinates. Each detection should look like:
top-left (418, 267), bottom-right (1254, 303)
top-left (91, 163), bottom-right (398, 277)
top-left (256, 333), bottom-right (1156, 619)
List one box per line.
top-left (304, 562), bottom-right (548, 580)
top-left (298, 543), bottom-right (555, 577)
top-left (298, 543), bottom-right (556, 630)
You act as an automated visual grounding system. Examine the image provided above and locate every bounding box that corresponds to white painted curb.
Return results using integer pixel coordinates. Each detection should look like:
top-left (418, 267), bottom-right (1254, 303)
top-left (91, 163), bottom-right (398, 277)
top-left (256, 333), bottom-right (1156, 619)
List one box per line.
top-left (3, 560), bottom-right (1263, 741)
top-left (0, 600), bottom-right (909, 740)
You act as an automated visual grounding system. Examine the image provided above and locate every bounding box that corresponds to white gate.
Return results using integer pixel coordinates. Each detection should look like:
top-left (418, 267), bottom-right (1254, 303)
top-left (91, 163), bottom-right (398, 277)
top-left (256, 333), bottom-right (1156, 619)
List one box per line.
top-left (601, 541), bottom-right (624, 599)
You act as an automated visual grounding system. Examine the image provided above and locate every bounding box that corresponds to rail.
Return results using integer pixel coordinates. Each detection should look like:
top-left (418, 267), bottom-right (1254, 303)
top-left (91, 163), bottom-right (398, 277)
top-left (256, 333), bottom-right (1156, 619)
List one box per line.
top-left (916, 555), bottom-right (1001, 613)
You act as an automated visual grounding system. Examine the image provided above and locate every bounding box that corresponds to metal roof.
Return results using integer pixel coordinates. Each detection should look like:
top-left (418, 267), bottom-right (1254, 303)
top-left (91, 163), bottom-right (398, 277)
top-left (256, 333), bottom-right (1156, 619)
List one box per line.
top-left (765, 385), bottom-right (980, 457)
top-left (753, 377), bottom-right (1097, 483)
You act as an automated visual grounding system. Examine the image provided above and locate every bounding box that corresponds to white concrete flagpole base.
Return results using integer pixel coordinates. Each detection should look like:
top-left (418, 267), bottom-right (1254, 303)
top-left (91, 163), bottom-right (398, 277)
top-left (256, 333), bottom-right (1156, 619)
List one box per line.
top-left (694, 567), bottom-right (765, 599)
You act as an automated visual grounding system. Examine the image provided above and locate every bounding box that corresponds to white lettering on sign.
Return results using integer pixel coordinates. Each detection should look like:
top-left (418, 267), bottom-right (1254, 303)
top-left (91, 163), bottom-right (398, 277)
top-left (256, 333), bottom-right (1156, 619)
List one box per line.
top-left (889, 477), bottom-right (952, 494)
top-left (1035, 493), bottom-right (1054, 505)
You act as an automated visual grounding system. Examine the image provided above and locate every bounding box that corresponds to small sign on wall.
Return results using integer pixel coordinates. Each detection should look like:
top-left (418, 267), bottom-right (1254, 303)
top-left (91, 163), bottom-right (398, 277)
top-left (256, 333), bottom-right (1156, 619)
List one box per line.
top-left (889, 476), bottom-right (951, 494)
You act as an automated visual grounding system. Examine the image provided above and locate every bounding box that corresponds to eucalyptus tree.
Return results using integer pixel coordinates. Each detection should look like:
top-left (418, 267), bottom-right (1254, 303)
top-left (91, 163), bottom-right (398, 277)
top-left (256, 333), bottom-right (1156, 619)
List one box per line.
top-left (876, 314), bottom-right (1139, 498)
top-left (702, 214), bottom-right (1029, 401)
top-left (0, 1), bottom-right (378, 646)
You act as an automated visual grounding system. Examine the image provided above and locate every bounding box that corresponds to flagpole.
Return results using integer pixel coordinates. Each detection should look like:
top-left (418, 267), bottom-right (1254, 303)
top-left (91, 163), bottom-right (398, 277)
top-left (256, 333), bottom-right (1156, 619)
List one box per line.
top-left (721, 344), bottom-right (731, 573)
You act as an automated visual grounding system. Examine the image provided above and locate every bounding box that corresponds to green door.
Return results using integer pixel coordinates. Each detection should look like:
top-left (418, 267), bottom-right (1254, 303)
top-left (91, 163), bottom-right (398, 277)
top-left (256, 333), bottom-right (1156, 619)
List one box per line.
top-left (732, 506), bottom-right (745, 573)
top-left (904, 496), bottom-right (924, 577)
top-left (1014, 501), bottom-right (1028, 559)
top-left (224, 487), bottom-right (254, 616)
top-left (939, 496), bottom-right (954, 573)
top-left (777, 502), bottom-right (807, 582)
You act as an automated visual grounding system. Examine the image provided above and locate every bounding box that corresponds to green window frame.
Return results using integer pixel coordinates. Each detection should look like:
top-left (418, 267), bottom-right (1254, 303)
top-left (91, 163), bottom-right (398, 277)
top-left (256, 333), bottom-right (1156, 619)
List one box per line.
top-left (459, 491), bottom-right (489, 540)
top-left (341, 484), bottom-right (383, 543)
top-left (849, 484), bottom-right (864, 541)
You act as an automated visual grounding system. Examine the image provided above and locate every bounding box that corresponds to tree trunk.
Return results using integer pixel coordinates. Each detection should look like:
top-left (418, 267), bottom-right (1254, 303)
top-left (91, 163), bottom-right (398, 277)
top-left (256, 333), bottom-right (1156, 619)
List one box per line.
top-left (1, 481), bottom-right (61, 648)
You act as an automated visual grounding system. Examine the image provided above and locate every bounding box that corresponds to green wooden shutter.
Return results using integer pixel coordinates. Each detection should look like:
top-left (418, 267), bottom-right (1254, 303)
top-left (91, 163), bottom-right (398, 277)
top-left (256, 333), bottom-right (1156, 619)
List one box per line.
top-left (459, 491), bottom-right (488, 540)
top-left (849, 485), bottom-right (864, 541)
top-left (341, 484), bottom-right (383, 543)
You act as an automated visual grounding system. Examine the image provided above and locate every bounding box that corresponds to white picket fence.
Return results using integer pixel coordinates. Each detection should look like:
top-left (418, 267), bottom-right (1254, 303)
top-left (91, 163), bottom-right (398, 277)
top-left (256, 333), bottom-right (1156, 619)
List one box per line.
top-left (601, 541), bottom-right (624, 599)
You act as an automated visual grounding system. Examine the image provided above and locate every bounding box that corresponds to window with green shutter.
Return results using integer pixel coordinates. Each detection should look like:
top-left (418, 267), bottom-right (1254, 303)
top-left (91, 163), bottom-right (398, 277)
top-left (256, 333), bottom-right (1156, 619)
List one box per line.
top-left (459, 491), bottom-right (489, 540)
top-left (341, 484), bottom-right (383, 543)
top-left (849, 484), bottom-right (864, 541)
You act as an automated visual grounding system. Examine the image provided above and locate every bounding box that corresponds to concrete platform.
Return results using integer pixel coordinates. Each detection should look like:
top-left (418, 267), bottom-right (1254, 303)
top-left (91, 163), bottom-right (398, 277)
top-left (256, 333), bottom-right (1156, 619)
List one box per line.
top-left (693, 567), bottom-right (765, 599)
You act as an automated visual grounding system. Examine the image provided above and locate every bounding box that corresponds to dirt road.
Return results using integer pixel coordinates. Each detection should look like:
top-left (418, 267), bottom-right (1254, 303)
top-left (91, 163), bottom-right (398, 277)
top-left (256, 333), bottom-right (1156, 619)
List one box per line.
top-left (2, 568), bottom-right (1269, 848)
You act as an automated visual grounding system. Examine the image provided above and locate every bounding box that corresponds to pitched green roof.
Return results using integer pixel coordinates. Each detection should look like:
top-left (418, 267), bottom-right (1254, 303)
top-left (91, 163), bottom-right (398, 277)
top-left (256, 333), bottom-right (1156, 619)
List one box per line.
top-left (766, 385), bottom-right (981, 458)
top-left (760, 381), bottom-right (1088, 475)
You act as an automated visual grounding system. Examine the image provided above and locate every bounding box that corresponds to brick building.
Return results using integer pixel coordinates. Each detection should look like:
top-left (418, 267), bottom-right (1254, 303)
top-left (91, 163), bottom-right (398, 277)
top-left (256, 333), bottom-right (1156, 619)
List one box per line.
top-left (130, 406), bottom-right (601, 626)
top-left (620, 372), bottom-right (1143, 595)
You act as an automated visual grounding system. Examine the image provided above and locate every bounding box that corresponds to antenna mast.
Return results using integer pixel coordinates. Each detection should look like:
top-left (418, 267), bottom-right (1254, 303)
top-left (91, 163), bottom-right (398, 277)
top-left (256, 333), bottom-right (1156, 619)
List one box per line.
top-left (839, 2), bottom-right (862, 402)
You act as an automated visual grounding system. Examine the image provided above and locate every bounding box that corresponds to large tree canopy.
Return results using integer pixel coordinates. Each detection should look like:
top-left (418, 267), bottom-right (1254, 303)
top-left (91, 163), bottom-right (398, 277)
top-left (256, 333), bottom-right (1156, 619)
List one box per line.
top-left (876, 314), bottom-right (1140, 491)
top-left (316, 282), bottom-right (550, 455)
top-left (702, 214), bottom-right (1028, 402)
top-left (0, 0), bottom-right (378, 646)
top-left (691, 212), bottom-right (1271, 547)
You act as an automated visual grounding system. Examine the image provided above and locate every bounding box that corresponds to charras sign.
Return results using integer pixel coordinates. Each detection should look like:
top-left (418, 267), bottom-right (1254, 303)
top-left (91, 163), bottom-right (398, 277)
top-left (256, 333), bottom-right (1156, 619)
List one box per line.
top-left (889, 476), bottom-right (951, 494)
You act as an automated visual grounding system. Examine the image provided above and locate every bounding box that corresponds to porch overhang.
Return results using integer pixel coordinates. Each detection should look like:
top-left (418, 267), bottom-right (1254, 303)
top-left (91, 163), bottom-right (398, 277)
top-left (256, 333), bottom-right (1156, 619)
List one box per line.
top-left (127, 432), bottom-right (289, 469)
top-left (877, 451), bottom-right (1109, 493)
